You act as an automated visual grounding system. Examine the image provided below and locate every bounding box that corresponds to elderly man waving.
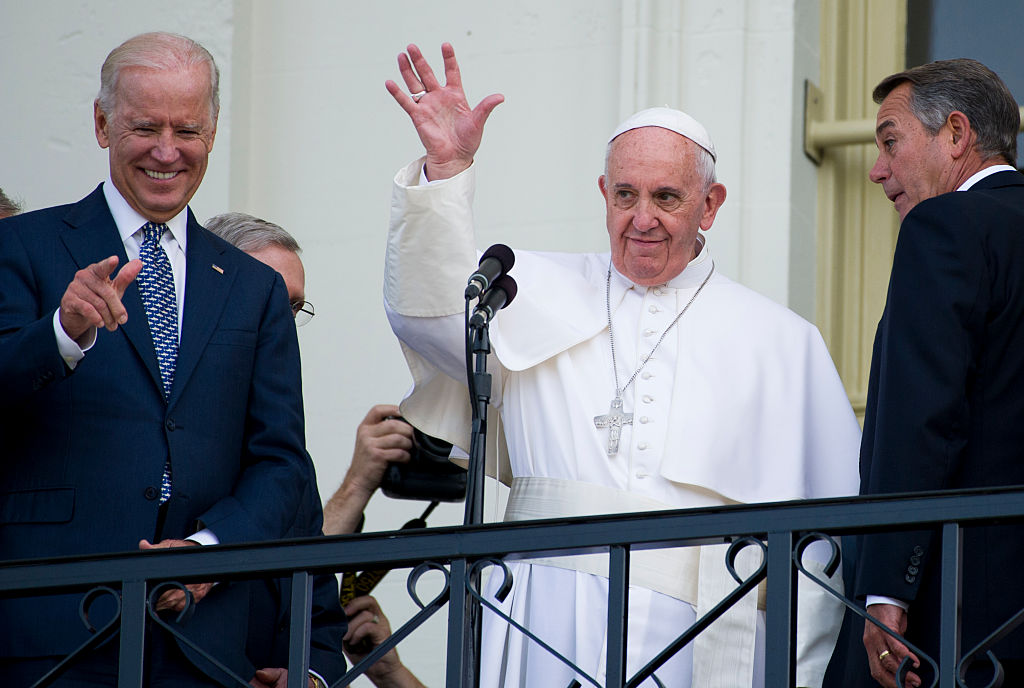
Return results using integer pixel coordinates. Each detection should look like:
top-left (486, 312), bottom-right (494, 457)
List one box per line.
top-left (383, 43), bottom-right (859, 688)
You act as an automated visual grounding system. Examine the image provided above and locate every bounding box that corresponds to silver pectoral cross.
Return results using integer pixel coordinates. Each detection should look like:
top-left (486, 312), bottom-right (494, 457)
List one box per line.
top-left (594, 396), bottom-right (633, 456)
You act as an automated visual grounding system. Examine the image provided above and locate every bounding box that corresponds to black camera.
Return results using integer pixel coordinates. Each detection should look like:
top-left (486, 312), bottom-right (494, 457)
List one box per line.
top-left (380, 421), bottom-right (466, 502)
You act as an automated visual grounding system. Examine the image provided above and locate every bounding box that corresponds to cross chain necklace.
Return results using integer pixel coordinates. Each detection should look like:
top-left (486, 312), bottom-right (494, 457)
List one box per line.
top-left (593, 259), bottom-right (715, 455)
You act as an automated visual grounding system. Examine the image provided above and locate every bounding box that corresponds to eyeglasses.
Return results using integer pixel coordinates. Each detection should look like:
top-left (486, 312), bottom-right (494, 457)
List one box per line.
top-left (291, 300), bottom-right (315, 327)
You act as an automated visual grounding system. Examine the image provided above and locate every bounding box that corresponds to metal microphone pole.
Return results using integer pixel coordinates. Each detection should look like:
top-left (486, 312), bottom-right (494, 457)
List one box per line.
top-left (464, 320), bottom-right (490, 527)
top-left (458, 315), bottom-right (492, 686)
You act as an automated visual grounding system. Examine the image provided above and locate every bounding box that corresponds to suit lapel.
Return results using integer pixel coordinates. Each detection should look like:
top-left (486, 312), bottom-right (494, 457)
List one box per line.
top-left (170, 213), bottom-right (234, 407)
top-left (59, 185), bottom-right (165, 394)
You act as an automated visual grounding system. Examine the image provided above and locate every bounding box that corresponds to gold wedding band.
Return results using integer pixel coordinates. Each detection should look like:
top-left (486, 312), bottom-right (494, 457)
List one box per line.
top-left (878, 649), bottom-right (892, 661)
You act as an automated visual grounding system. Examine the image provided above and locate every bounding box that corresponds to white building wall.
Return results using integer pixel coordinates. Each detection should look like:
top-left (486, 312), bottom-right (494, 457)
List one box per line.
top-left (0, 1), bottom-right (819, 684)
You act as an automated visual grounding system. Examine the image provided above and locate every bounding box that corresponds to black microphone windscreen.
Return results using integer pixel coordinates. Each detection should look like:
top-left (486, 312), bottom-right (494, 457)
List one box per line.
top-left (491, 274), bottom-right (518, 307)
top-left (481, 243), bottom-right (515, 272)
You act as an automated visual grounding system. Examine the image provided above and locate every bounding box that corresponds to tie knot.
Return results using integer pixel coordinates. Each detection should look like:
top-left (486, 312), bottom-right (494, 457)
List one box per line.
top-left (142, 222), bottom-right (168, 246)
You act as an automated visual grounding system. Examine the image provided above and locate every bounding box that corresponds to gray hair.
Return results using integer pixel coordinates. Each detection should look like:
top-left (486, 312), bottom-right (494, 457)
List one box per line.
top-left (97, 32), bottom-right (220, 122)
top-left (873, 58), bottom-right (1019, 167)
top-left (0, 187), bottom-right (21, 218)
top-left (205, 212), bottom-right (301, 254)
top-left (604, 132), bottom-right (717, 192)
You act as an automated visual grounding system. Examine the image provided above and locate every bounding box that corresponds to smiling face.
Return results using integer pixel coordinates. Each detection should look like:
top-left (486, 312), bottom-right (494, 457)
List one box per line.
top-left (599, 127), bottom-right (726, 286)
top-left (95, 64), bottom-right (217, 223)
top-left (869, 82), bottom-right (956, 221)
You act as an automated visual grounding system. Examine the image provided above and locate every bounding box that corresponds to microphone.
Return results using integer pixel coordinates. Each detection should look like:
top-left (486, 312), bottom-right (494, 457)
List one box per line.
top-left (469, 275), bottom-right (517, 328)
top-left (465, 244), bottom-right (515, 299)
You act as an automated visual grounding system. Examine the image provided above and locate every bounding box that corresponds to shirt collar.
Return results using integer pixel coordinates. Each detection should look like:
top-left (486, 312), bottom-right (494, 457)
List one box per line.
top-left (102, 177), bottom-right (189, 251)
top-left (611, 232), bottom-right (713, 292)
top-left (958, 164), bottom-right (1016, 191)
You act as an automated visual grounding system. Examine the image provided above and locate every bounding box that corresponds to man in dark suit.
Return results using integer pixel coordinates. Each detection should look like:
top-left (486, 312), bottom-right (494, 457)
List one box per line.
top-left (203, 212), bottom-right (348, 688)
top-left (827, 59), bottom-right (1024, 688)
top-left (0, 32), bottom-right (318, 686)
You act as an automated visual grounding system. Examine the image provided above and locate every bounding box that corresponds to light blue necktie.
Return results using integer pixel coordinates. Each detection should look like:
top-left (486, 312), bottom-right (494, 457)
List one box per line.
top-left (138, 222), bottom-right (178, 503)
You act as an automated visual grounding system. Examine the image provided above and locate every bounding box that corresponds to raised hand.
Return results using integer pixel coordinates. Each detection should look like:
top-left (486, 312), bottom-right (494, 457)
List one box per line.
top-left (59, 255), bottom-right (143, 342)
top-left (385, 43), bottom-right (504, 181)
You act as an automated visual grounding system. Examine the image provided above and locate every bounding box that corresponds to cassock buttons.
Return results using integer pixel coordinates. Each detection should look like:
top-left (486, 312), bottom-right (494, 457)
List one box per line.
top-left (639, 416), bottom-right (650, 424)
top-left (642, 395), bottom-right (653, 404)
top-left (641, 371), bottom-right (653, 380)
top-left (648, 305), bottom-right (659, 314)
top-left (643, 328), bottom-right (656, 337)
top-left (638, 442), bottom-right (648, 450)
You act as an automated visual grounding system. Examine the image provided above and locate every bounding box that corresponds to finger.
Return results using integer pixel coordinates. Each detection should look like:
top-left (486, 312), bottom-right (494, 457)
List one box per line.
top-left (397, 51), bottom-right (424, 94)
top-left (60, 294), bottom-right (105, 333)
top-left (374, 422), bottom-right (415, 445)
top-left (367, 404), bottom-right (401, 424)
top-left (473, 93), bottom-right (506, 129)
top-left (385, 79), bottom-right (421, 120)
top-left (406, 44), bottom-right (442, 92)
top-left (112, 259), bottom-right (143, 295)
top-left (64, 275), bottom-right (119, 328)
top-left (440, 42), bottom-right (462, 90)
top-left (88, 255), bottom-right (122, 280)
top-left (344, 595), bottom-right (381, 618)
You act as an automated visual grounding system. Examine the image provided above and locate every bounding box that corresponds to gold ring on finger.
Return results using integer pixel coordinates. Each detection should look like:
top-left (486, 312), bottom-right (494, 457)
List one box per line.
top-left (878, 649), bottom-right (891, 661)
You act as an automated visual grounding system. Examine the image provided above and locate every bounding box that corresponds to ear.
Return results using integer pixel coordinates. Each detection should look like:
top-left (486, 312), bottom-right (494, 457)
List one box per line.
top-left (94, 100), bottom-right (110, 149)
top-left (598, 174), bottom-right (608, 202)
top-left (946, 110), bottom-right (973, 159)
top-left (699, 183), bottom-right (727, 231)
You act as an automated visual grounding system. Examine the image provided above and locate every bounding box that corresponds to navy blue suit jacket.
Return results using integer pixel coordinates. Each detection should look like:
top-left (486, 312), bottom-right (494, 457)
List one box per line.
top-left (0, 185), bottom-right (317, 679)
top-left (854, 170), bottom-right (1024, 669)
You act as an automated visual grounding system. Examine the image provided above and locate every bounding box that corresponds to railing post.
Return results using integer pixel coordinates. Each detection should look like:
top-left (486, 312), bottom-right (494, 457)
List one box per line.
top-left (606, 545), bottom-right (630, 688)
top-left (447, 557), bottom-right (474, 687)
top-left (764, 531), bottom-right (797, 687)
top-left (287, 571), bottom-right (313, 688)
top-left (939, 522), bottom-right (962, 688)
top-left (118, 579), bottom-right (146, 688)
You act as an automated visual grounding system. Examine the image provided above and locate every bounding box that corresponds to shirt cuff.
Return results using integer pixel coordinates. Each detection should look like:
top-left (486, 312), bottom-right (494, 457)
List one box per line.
top-left (309, 669), bottom-right (328, 688)
top-left (866, 594), bottom-right (909, 611)
top-left (187, 528), bottom-right (220, 546)
top-left (53, 309), bottom-right (95, 368)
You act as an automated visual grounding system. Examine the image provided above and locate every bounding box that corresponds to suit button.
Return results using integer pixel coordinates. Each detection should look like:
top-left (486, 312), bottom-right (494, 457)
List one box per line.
top-left (913, 546), bottom-right (924, 556)
top-left (910, 555), bottom-right (921, 566)
top-left (905, 574), bottom-right (917, 584)
top-left (165, 418), bottom-right (176, 431)
top-left (908, 565), bottom-right (919, 575)
top-left (144, 486), bottom-right (159, 501)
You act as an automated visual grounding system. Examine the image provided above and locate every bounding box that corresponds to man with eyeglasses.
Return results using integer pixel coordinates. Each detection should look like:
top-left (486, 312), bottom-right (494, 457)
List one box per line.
top-left (205, 212), bottom-right (343, 687)
top-left (205, 212), bottom-right (314, 328)
top-left (206, 212), bottom-right (427, 688)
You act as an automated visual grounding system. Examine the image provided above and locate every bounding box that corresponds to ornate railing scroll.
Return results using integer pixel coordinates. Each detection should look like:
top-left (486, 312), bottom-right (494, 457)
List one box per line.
top-left (3, 486), bottom-right (1024, 687)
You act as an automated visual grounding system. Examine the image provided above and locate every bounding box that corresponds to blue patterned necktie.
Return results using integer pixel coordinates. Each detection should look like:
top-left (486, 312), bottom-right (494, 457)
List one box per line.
top-left (138, 222), bottom-right (178, 503)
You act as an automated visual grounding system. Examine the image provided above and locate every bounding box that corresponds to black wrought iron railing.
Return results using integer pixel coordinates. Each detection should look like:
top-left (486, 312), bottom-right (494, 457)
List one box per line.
top-left (2, 486), bottom-right (1024, 688)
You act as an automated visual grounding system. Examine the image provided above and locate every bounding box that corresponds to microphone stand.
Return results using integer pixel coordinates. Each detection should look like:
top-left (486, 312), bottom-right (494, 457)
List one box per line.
top-left (464, 320), bottom-right (490, 527)
top-left (458, 307), bottom-right (493, 686)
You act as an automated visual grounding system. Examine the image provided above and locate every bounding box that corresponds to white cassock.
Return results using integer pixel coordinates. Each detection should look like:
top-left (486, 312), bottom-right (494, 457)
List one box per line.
top-left (384, 158), bottom-right (861, 688)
